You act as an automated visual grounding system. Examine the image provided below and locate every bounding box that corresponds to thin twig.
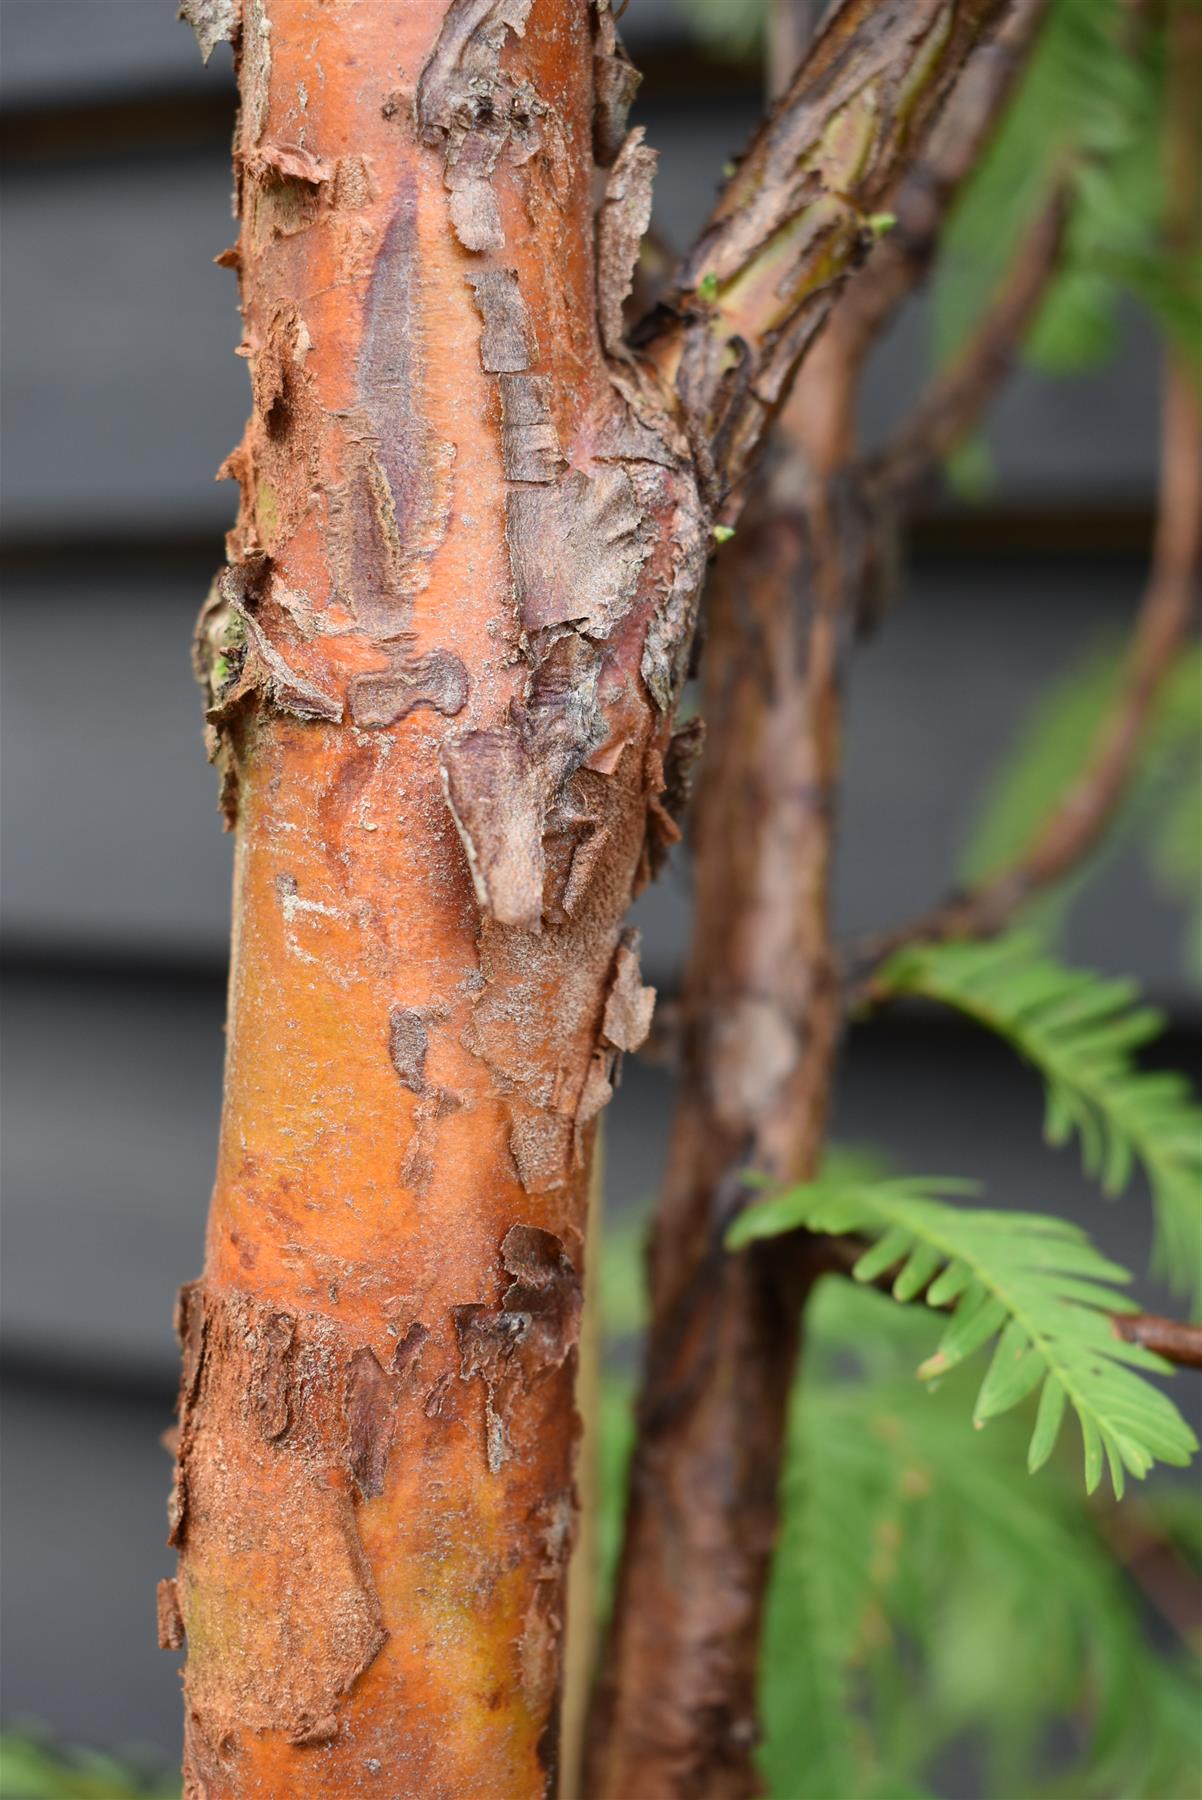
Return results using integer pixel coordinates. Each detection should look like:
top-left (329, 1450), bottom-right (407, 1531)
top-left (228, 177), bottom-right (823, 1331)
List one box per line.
top-left (850, 360), bottom-right (1201, 997)
top-left (1112, 1310), bottom-right (1202, 1368)
top-left (812, 1234), bottom-right (1202, 1368)
top-left (863, 186), bottom-right (1068, 502)
top-left (827, 0), bottom-right (1053, 368)
top-left (642, 0), bottom-right (1022, 496)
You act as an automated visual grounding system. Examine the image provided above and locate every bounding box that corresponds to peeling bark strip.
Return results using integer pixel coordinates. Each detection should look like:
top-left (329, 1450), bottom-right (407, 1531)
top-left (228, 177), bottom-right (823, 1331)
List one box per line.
top-left (455, 1225), bottom-right (583, 1473)
top-left (176, 0), bottom-right (1026, 1791)
top-left (157, 1579), bottom-right (185, 1652)
top-left (179, 0), bottom-right (240, 62)
top-left (597, 129), bottom-right (658, 355)
top-left (168, 1284), bottom-right (390, 1756)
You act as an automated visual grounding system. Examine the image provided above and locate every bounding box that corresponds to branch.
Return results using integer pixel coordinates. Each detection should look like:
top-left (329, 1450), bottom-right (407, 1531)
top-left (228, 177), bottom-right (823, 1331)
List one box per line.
top-left (850, 358), bottom-right (1201, 994)
top-left (592, 13), bottom-right (1061, 1789)
top-left (1112, 1310), bottom-right (1202, 1369)
top-left (638, 0), bottom-right (1020, 500)
top-left (824, 0), bottom-right (1053, 366)
top-left (863, 184), bottom-right (1067, 500)
top-left (586, 417), bottom-right (850, 1800)
top-left (813, 1233), bottom-right (1202, 1367)
top-left (1097, 1497), bottom-right (1202, 1641)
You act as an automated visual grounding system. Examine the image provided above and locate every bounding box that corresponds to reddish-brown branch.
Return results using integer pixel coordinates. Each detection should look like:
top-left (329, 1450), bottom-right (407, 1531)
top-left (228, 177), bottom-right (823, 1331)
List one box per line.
top-left (1098, 1499), bottom-right (1202, 1641)
top-left (588, 7), bottom-right (1065, 1792)
top-left (1112, 1311), bottom-right (1202, 1368)
top-left (643, 0), bottom-right (1021, 499)
top-left (586, 412), bottom-right (851, 1800)
top-left (864, 186), bottom-right (1068, 501)
top-left (825, 0), bottom-right (1052, 370)
top-left (851, 361), bottom-right (1201, 993)
top-left (812, 1234), bottom-right (1202, 1369)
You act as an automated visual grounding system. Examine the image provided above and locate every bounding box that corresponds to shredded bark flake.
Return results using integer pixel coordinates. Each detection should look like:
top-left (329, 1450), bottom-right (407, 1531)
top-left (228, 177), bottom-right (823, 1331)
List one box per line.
top-left (593, 38), bottom-right (642, 167)
top-left (441, 729), bottom-right (547, 931)
top-left (171, 1288), bottom-right (390, 1748)
top-left (345, 1347), bottom-right (397, 1502)
top-left (157, 1578), bottom-right (186, 1650)
top-left (416, 0), bottom-right (540, 254)
top-left (179, 0), bottom-right (239, 62)
top-left (509, 466), bottom-right (647, 637)
top-left (602, 932), bottom-right (656, 1053)
top-left (349, 650), bottom-right (469, 729)
top-left (597, 129), bottom-right (658, 356)
top-left (455, 1226), bottom-right (582, 1473)
top-left (466, 268), bottom-right (535, 372)
top-left (388, 1006), bottom-right (429, 1094)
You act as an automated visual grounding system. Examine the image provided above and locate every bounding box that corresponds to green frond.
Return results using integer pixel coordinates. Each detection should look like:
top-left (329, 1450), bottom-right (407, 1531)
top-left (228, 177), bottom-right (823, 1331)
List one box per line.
top-left (728, 1174), bottom-right (1198, 1495)
top-left (880, 937), bottom-right (1202, 1311)
top-left (0, 1734), bottom-right (176, 1800)
top-left (936, 0), bottom-right (1199, 388)
top-left (596, 1257), bottom-right (1201, 1794)
top-left (759, 1407), bottom-right (881, 1798)
top-left (760, 1282), bottom-right (1202, 1798)
top-left (761, 1288), bottom-right (943, 1799)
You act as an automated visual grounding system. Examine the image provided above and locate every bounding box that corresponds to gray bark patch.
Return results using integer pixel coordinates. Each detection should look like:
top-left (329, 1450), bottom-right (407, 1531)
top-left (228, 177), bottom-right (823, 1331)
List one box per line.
top-left (179, 0), bottom-right (239, 62)
top-left (349, 650), bottom-right (469, 728)
top-left (388, 1007), bottom-right (430, 1094)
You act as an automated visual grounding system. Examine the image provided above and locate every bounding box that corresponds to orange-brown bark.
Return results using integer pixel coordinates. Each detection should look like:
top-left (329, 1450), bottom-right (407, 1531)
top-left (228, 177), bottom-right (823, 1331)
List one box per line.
top-left (170, 3), bottom-right (702, 1793)
top-left (586, 358), bottom-right (854, 1800)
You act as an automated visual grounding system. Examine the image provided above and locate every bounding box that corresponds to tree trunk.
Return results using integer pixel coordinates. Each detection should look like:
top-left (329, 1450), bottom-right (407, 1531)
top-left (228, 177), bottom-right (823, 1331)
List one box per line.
top-left (166, 4), bottom-right (700, 1793)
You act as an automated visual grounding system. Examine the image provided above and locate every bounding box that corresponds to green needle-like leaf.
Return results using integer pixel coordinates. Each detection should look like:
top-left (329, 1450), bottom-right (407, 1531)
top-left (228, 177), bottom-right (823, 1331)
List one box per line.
top-left (880, 937), bottom-right (1202, 1314)
top-left (729, 1176), bottom-right (1197, 1496)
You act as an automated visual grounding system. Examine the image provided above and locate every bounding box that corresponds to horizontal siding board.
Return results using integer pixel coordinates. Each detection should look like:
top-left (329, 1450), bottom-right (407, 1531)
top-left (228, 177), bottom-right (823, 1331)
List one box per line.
top-left (1, 1379), bottom-right (183, 1764)
top-left (1, 0), bottom-right (219, 106)
top-left (1, 970), bottom-right (218, 1377)
top-left (1, 562), bottom-right (235, 957)
top-left (1, 151), bottom-right (245, 537)
top-left (0, 0), bottom-right (688, 109)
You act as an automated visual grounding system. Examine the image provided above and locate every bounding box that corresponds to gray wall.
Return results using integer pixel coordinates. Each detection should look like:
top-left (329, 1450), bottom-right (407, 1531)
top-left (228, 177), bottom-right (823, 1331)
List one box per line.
top-left (1, 0), bottom-right (1195, 1777)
